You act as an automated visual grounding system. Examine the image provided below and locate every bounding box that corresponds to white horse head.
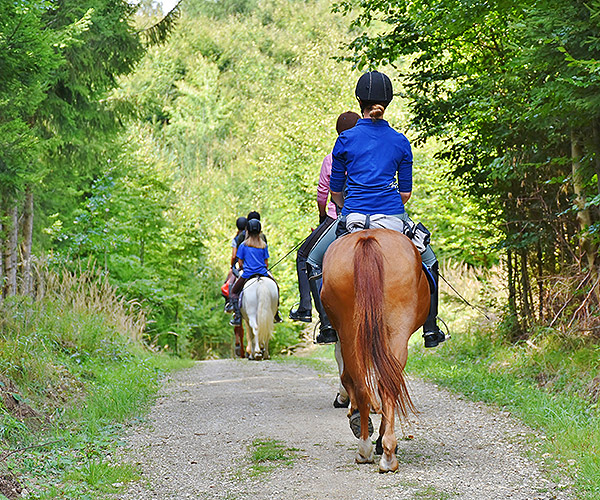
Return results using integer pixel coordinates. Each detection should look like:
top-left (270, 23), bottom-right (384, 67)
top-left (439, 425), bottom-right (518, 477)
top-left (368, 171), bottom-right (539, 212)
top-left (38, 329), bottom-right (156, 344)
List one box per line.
top-left (240, 277), bottom-right (279, 360)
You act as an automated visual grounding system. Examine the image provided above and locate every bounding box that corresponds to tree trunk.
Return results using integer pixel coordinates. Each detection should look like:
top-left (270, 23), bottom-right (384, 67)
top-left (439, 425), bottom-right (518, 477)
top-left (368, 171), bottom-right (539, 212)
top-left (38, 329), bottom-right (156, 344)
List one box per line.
top-left (506, 248), bottom-right (521, 339)
top-left (536, 242), bottom-right (544, 321)
top-left (572, 129), bottom-right (600, 302)
top-left (3, 204), bottom-right (19, 298)
top-left (592, 121), bottom-right (600, 204)
top-left (140, 237), bottom-right (145, 267)
top-left (20, 187), bottom-right (34, 296)
top-left (519, 248), bottom-right (531, 335)
top-left (571, 130), bottom-right (598, 269)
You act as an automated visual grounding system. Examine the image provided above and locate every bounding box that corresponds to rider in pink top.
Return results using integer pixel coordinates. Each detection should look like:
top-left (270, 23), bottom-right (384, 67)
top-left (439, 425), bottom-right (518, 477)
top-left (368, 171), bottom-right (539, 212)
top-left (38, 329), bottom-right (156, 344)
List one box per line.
top-left (289, 111), bottom-right (360, 344)
top-left (317, 154), bottom-right (338, 222)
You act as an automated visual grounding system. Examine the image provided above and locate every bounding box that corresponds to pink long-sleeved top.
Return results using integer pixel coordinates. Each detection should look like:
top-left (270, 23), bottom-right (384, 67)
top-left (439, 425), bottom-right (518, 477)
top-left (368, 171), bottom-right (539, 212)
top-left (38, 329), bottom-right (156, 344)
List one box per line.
top-left (317, 153), bottom-right (338, 220)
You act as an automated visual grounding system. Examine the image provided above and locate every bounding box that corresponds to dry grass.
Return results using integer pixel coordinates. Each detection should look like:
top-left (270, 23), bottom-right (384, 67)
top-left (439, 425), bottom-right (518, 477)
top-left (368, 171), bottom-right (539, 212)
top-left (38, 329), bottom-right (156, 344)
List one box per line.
top-left (30, 258), bottom-right (146, 342)
top-left (438, 259), bottom-right (506, 335)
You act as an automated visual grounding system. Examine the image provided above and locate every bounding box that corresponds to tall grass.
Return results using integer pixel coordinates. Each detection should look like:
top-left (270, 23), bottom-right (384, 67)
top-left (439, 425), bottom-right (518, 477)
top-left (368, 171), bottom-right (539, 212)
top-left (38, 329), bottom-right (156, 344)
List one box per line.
top-left (0, 260), bottom-right (190, 499)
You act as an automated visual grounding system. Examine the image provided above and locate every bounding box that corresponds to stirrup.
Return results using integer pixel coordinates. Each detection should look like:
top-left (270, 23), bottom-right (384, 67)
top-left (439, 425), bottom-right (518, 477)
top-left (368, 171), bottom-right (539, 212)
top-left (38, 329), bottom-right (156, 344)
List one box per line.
top-left (422, 319), bottom-right (449, 348)
top-left (315, 326), bottom-right (337, 344)
top-left (423, 330), bottom-right (445, 348)
top-left (308, 266), bottom-right (322, 281)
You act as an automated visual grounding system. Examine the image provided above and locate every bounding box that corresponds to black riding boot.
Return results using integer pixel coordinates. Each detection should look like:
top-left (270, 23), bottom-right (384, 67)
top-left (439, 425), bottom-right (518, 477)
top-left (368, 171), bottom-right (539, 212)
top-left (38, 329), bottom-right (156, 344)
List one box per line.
top-left (229, 298), bottom-right (242, 326)
top-left (307, 264), bottom-right (338, 344)
top-left (422, 262), bottom-right (446, 348)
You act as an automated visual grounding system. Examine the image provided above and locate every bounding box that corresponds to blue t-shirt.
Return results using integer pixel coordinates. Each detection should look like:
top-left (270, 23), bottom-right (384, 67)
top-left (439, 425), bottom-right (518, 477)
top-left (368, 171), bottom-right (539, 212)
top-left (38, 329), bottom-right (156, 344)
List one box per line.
top-left (330, 118), bottom-right (413, 216)
top-left (237, 243), bottom-right (269, 277)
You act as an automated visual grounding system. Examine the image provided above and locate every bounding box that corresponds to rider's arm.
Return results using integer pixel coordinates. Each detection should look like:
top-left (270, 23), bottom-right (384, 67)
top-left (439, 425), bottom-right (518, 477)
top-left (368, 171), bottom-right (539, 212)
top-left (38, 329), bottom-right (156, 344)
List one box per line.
top-left (230, 247), bottom-right (237, 267)
top-left (317, 154), bottom-right (332, 221)
top-left (400, 191), bottom-right (412, 204)
top-left (330, 191), bottom-right (344, 208)
top-left (330, 137), bottom-right (347, 211)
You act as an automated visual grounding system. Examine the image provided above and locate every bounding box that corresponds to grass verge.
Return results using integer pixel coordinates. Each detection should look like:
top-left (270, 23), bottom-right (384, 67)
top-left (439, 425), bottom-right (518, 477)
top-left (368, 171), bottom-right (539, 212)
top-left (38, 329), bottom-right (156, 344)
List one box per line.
top-left (407, 331), bottom-right (599, 499)
top-left (0, 287), bottom-right (191, 499)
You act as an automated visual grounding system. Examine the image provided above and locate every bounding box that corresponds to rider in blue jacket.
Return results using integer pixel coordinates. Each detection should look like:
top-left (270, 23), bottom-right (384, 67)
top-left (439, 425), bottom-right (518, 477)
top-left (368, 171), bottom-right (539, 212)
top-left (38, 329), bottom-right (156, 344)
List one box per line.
top-left (308, 71), bottom-right (446, 348)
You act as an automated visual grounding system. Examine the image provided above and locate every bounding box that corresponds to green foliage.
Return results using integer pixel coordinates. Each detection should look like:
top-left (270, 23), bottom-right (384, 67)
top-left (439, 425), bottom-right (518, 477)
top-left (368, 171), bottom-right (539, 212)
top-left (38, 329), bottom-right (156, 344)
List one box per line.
top-left (0, 0), bottom-right (62, 198)
top-left (0, 276), bottom-right (191, 498)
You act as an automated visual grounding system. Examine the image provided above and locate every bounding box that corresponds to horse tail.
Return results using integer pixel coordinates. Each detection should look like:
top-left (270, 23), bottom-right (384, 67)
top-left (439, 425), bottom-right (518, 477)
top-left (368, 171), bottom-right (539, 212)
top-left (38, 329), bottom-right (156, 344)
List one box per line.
top-left (256, 279), bottom-right (274, 346)
top-left (353, 235), bottom-right (415, 418)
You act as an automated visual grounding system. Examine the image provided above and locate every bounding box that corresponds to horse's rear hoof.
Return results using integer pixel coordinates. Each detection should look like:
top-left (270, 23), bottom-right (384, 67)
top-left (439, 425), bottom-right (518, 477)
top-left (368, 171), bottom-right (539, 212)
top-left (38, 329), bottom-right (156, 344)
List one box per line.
top-left (355, 438), bottom-right (374, 464)
top-left (349, 410), bottom-right (373, 438)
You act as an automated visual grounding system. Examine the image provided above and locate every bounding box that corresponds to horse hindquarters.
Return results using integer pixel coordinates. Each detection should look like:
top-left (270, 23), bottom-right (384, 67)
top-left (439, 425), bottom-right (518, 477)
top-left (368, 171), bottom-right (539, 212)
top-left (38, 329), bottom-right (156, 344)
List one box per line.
top-left (256, 280), bottom-right (277, 359)
top-left (323, 230), bottom-right (422, 472)
top-left (244, 278), bottom-right (278, 360)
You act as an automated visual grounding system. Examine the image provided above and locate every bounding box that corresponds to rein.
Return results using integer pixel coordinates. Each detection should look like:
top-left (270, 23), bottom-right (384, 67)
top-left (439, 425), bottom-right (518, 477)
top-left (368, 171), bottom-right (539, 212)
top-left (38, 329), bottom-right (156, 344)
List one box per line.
top-left (267, 234), bottom-right (310, 272)
top-left (438, 271), bottom-right (492, 321)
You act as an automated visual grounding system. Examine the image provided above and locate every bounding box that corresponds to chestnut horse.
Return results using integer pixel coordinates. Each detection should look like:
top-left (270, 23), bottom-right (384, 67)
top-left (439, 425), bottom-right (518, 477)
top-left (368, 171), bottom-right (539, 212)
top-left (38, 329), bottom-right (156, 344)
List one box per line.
top-left (321, 228), bottom-right (430, 472)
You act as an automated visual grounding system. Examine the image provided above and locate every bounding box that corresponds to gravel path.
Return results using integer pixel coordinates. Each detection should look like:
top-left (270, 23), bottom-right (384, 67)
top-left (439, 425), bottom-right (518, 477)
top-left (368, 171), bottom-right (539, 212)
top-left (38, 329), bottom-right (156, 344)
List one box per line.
top-left (116, 357), bottom-right (572, 500)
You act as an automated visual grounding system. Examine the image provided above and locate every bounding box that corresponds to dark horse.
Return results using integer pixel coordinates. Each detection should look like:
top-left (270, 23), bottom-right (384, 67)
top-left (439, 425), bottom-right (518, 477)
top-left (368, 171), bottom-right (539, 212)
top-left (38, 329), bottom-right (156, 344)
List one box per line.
top-left (321, 228), bottom-right (430, 472)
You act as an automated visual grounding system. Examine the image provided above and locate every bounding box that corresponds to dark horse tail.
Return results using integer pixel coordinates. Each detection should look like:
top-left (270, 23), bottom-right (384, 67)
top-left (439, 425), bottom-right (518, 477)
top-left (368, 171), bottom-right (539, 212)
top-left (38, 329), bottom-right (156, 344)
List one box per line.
top-left (353, 234), bottom-right (415, 418)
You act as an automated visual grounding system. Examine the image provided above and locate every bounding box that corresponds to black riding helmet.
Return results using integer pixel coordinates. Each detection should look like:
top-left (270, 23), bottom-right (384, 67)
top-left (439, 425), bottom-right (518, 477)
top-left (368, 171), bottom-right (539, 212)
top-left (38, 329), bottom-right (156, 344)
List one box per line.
top-left (236, 216), bottom-right (247, 231)
top-left (355, 71), bottom-right (393, 110)
top-left (247, 218), bottom-right (261, 235)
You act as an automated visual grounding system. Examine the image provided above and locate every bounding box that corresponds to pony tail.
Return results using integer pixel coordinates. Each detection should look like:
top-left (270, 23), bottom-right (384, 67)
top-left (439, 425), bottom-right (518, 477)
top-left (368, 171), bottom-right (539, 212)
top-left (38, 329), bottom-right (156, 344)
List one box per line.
top-left (256, 279), bottom-right (274, 344)
top-left (353, 236), bottom-right (415, 417)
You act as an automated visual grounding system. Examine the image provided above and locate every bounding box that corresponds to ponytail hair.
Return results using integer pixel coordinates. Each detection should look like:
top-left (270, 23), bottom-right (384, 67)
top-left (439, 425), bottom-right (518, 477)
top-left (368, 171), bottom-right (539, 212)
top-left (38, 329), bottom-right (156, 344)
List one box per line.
top-left (368, 104), bottom-right (385, 121)
top-left (245, 232), bottom-right (266, 249)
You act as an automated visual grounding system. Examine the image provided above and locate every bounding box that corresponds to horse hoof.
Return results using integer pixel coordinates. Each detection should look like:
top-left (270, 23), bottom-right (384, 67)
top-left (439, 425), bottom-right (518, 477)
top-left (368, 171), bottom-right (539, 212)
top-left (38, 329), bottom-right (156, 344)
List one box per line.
top-left (355, 438), bottom-right (374, 464)
top-left (333, 393), bottom-right (350, 408)
top-left (378, 455), bottom-right (399, 473)
top-left (235, 344), bottom-right (242, 357)
top-left (375, 436), bottom-right (399, 455)
top-left (349, 410), bottom-right (373, 438)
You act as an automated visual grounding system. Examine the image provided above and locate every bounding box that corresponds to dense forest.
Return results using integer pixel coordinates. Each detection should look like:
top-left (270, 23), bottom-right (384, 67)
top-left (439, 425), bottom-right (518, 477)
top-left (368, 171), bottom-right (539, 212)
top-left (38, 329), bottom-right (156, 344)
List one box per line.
top-left (1, 0), bottom-right (599, 355)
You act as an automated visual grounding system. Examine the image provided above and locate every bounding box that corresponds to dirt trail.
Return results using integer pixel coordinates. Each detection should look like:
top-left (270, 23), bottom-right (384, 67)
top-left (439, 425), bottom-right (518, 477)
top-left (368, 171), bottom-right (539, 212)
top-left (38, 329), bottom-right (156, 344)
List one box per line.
top-left (116, 357), bottom-right (571, 500)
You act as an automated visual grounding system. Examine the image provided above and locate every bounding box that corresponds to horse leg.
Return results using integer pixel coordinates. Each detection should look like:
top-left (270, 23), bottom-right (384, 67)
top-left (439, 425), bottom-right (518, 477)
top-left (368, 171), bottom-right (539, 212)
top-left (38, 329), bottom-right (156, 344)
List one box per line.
top-left (333, 341), bottom-right (349, 407)
top-left (251, 324), bottom-right (262, 360)
top-left (244, 320), bottom-right (255, 360)
top-left (353, 387), bottom-right (374, 464)
top-left (378, 398), bottom-right (399, 473)
top-left (234, 325), bottom-right (245, 358)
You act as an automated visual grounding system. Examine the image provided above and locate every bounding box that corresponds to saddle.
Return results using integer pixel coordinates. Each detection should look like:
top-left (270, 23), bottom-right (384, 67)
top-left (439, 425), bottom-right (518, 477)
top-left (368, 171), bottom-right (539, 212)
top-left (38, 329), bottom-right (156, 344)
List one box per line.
top-left (336, 212), bottom-right (436, 294)
top-left (336, 213), bottom-right (431, 254)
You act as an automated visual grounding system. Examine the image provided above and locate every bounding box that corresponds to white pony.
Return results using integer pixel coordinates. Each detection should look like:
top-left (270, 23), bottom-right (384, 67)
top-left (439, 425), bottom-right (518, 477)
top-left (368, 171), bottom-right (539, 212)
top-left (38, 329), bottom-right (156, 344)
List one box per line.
top-left (240, 277), bottom-right (279, 360)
